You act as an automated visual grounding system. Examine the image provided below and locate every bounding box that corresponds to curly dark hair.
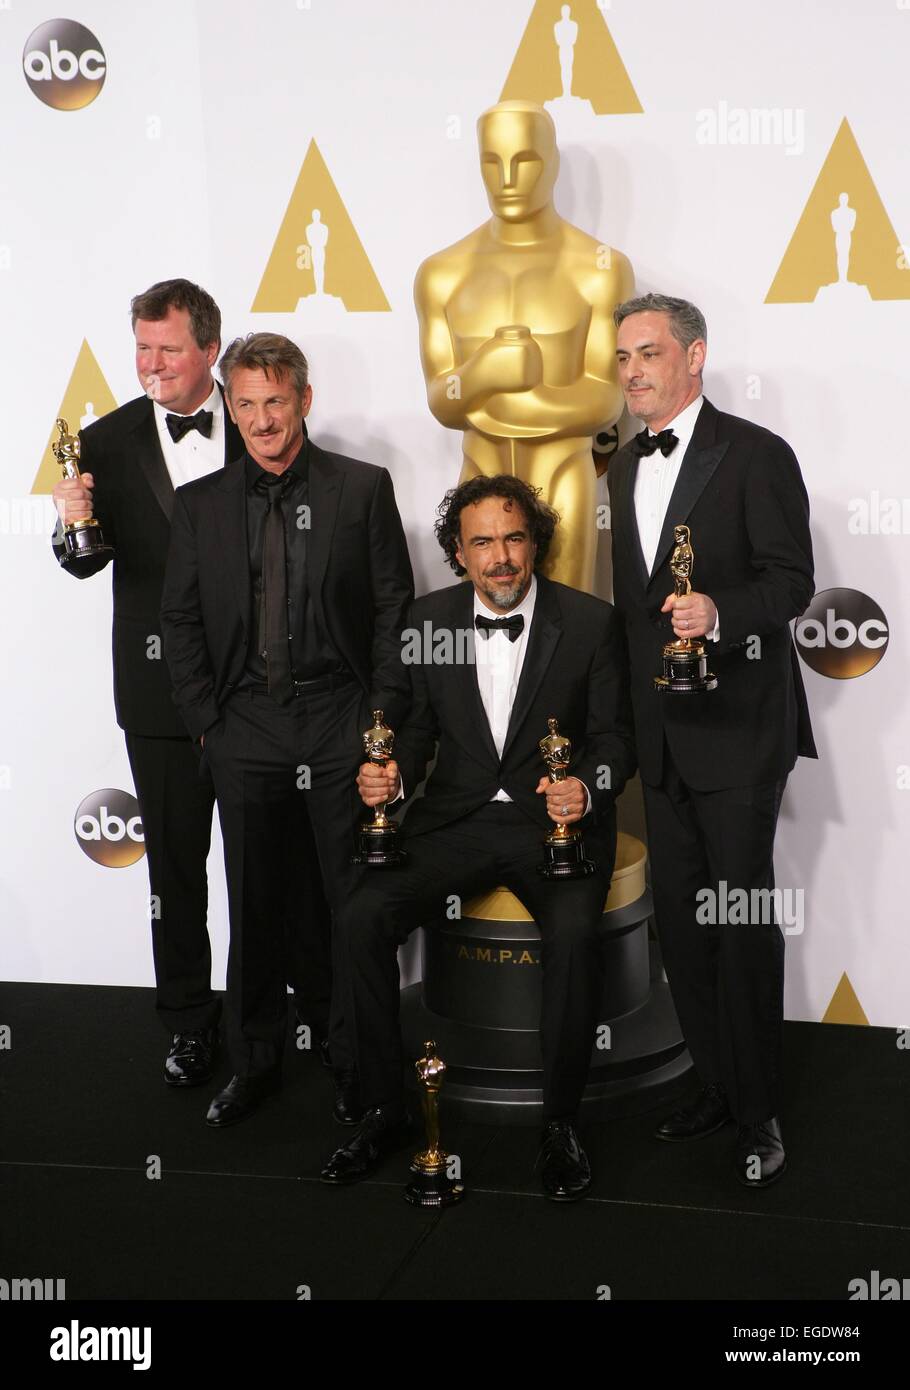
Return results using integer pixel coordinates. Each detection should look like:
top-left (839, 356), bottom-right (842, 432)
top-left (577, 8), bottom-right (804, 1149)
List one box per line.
top-left (434, 475), bottom-right (560, 575)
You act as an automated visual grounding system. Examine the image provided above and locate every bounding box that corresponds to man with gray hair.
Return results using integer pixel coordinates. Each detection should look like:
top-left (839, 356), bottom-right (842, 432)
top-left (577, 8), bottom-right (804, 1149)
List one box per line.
top-left (608, 293), bottom-right (816, 1187)
top-left (161, 332), bottom-right (414, 1128)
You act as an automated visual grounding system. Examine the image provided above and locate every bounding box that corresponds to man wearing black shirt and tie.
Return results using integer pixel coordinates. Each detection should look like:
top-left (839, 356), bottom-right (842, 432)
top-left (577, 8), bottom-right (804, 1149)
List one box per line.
top-left (320, 476), bottom-right (636, 1200)
top-left (161, 333), bottom-right (414, 1127)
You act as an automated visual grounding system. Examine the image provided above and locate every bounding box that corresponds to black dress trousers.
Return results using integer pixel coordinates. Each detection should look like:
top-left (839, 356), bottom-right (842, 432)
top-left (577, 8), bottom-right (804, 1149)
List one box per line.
top-left (203, 680), bottom-right (366, 1079)
top-left (336, 801), bottom-right (618, 1121)
top-left (642, 740), bottom-right (787, 1124)
top-left (124, 732), bottom-right (220, 1034)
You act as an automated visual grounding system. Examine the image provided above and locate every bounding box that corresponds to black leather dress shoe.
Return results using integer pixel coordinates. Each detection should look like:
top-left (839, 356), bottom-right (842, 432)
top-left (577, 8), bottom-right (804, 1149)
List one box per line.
top-left (654, 1082), bottom-right (731, 1141)
top-left (735, 1116), bottom-right (786, 1187)
top-left (320, 1105), bottom-right (409, 1184)
top-left (332, 1069), bottom-right (365, 1126)
top-left (538, 1119), bottom-right (592, 1202)
top-left (164, 1028), bottom-right (218, 1087)
top-left (205, 1072), bottom-right (280, 1128)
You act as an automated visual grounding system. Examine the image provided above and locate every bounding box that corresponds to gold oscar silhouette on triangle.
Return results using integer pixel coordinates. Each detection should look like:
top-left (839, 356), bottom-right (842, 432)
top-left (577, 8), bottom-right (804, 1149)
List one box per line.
top-left (501, 0), bottom-right (642, 115)
top-left (766, 118), bottom-right (910, 303)
top-left (31, 339), bottom-right (118, 494)
top-left (822, 972), bottom-right (869, 1026)
top-left (252, 139), bottom-right (390, 313)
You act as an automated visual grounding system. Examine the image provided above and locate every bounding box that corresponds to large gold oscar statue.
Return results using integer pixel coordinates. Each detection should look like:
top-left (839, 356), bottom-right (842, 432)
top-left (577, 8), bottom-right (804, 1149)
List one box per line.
top-left (415, 100), bottom-right (633, 592)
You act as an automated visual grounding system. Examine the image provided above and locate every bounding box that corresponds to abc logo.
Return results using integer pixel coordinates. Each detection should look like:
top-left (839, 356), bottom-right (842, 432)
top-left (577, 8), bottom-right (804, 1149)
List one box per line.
top-left (795, 588), bottom-right (889, 679)
top-left (23, 19), bottom-right (107, 111)
top-left (74, 789), bottom-right (145, 868)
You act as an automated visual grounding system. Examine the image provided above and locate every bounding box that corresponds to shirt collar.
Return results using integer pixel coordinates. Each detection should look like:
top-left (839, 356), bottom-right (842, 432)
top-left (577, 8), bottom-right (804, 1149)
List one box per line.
top-left (648, 394), bottom-right (704, 445)
top-left (153, 378), bottom-right (222, 428)
top-left (244, 437), bottom-right (309, 491)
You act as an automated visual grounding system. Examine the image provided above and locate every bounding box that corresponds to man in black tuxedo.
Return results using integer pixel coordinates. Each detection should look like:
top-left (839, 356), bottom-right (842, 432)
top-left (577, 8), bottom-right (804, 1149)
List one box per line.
top-left (608, 293), bottom-right (816, 1187)
top-left (51, 278), bottom-right (250, 1089)
top-left (320, 477), bottom-right (636, 1200)
top-left (161, 332), bottom-right (414, 1128)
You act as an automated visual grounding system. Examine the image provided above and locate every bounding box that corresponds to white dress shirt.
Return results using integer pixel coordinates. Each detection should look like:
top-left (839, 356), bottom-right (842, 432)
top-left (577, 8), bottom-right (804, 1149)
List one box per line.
top-left (474, 576), bottom-right (591, 812)
top-left (632, 394), bottom-right (719, 641)
top-left (474, 576), bottom-right (539, 801)
top-left (152, 380), bottom-right (226, 491)
top-left (633, 395), bottom-right (703, 573)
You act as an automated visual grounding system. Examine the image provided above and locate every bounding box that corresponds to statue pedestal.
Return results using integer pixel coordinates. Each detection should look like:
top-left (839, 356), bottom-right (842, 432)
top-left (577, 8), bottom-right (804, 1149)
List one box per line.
top-left (401, 832), bottom-right (691, 1124)
top-left (813, 279), bottom-right (871, 303)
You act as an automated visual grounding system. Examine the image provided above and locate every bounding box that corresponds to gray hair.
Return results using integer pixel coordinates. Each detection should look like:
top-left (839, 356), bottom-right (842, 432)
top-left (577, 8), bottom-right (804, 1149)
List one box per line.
top-left (613, 293), bottom-right (707, 350)
top-left (219, 332), bottom-right (309, 399)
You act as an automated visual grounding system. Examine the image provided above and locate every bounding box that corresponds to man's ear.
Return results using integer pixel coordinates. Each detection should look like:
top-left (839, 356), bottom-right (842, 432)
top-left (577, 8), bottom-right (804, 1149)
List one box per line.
top-left (223, 389), bottom-right (237, 425)
top-left (688, 339), bottom-right (706, 377)
top-left (301, 384), bottom-right (314, 419)
top-left (206, 340), bottom-right (219, 370)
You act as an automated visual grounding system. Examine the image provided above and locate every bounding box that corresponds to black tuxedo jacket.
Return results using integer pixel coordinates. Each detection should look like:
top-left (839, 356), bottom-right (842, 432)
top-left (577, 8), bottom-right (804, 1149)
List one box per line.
top-left (160, 443), bottom-right (414, 741)
top-left (607, 397), bottom-right (816, 791)
top-left (51, 388), bottom-right (244, 737)
top-left (393, 575), bottom-right (637, 839)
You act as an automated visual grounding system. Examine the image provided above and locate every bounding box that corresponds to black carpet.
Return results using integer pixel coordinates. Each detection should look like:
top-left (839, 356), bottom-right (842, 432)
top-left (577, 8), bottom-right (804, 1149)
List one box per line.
top-left (1, 982), bottom-right (908, 1303)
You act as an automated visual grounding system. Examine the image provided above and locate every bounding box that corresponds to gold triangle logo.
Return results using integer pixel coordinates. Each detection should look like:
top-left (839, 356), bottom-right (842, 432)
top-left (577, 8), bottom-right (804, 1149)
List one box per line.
top-left (32, 339), bottom-right (118, 494)
top-left (252, 139), bottom-right (390, 313)
top-left (501, 0), bottom-right (642, 115)
top-left (766, 118), bottom-right (910, 303)
top-left (822, 971), bottom-right (870, 1026)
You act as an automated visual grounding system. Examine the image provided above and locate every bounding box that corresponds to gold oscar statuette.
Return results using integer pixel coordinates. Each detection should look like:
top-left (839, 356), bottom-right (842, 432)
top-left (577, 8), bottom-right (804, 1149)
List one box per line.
top-left (404, 1040), bottom-right (465, 1208)
top-left (350, 710), bottom-right (406, 867)
top-left (537, 717), bottom-right (596, 880)
top-left (52, 419), bottom-right (113, 566)
top-left (654, 525), bottom-right (718, 694)
top-left (414, 100), bottom-right (634, 593)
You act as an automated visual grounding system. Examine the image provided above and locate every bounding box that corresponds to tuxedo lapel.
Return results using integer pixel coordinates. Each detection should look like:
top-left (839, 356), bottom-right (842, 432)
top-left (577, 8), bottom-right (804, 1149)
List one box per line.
top-left (220, 384), bottom-right (244, 464)
top-left (212, 457), bottom-right (250, 640)
top-left (449, 582), bottom-right (500, 769)
top-left (615, 448), bottom-right (650, 589)
top-left (306, 443), bottom-right (342, 604)
top-left (648, 399), bottom-right (730, 584)
top-left (500, 576), bottom-right (562, 763)
top-left (130, 405), bottom-right (174, 523)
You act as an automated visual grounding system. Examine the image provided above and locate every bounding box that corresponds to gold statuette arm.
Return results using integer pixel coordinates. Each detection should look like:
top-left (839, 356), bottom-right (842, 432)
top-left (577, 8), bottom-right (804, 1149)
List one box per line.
top-left (468, 248), bottom-right (633, 441)
top-left (415, 261), bottom-right (543, 429)
top-left (469, 371), bottom-right (624, 441)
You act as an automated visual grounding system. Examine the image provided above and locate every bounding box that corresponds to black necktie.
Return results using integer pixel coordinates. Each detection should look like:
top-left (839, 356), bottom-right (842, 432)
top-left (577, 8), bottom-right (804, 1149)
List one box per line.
top-left (165, 409), bottom-right (213, 443)
top-left (633, 427), bottom-right (678, 458)
top-left (475, 613), bottom-right (525, 643)
top-left (256, 472), bottom-right (294, 702)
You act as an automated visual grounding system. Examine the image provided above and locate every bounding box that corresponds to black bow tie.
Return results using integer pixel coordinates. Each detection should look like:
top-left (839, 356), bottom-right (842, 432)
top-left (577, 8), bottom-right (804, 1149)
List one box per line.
top-left (633, 427), bottom-right (678, 458)
top-left (165, 409), bottom-right (213, 443)
top-left (475, 613), bottom-right (525, 643)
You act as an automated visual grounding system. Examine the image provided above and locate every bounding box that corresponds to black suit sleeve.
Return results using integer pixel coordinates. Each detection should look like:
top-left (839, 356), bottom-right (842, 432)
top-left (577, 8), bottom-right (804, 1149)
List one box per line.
top-left (50, 427), bottom-right (116, 577)
top-left (709, 437), bottom-right (814, 653)
top-left (365, 467), bottom-right (415, 727)
top-left (573, 606), bottom-right (637, 819)
top-left (160, 489), bottom-right (221, 740)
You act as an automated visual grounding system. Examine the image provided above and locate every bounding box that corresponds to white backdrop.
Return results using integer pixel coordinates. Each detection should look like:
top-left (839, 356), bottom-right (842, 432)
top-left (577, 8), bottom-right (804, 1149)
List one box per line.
top-left (1, 0), bottom-right (907, 1027)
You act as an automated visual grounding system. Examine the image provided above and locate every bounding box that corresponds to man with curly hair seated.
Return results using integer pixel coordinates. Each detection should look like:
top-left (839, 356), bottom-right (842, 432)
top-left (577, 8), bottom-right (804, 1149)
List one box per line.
top-left (321, 475), bottom-right (636, 1201)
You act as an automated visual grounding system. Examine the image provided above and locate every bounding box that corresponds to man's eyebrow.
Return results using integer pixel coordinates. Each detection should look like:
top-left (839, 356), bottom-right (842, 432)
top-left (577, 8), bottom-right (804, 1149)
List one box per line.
top-left (616, 341), bottom-right (657, 354)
